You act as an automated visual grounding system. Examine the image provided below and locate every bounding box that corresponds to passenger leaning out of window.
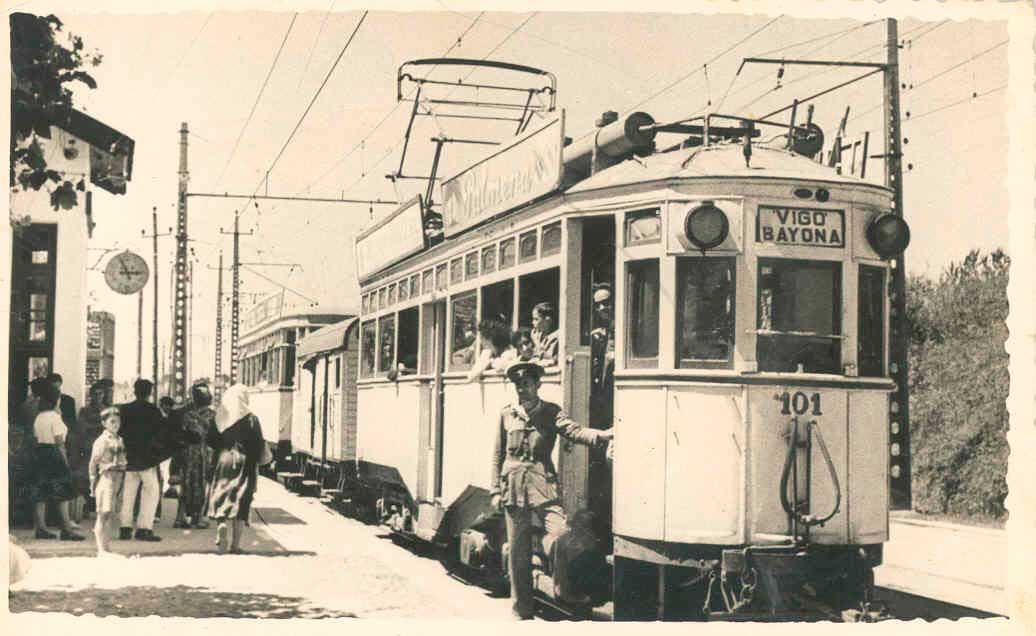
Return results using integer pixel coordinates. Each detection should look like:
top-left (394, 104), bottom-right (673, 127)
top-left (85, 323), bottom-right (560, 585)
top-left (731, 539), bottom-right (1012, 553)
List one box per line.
top-left (530, 302), bottom-right (559, 366)
top-left (465, 319), bottom-right (516, 382)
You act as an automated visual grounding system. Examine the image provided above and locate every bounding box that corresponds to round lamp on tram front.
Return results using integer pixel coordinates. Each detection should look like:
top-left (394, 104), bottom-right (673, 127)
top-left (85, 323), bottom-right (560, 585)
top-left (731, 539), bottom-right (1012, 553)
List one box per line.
top-left (684, 201), bottom-right (729, 250)
top-left (866, 214), bottom-right (911, 258)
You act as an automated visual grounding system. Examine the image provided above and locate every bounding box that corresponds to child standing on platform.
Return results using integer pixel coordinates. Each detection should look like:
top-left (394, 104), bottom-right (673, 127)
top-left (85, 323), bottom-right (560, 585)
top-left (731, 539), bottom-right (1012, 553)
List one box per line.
top-left (90, 407), bottom-right (127, 556)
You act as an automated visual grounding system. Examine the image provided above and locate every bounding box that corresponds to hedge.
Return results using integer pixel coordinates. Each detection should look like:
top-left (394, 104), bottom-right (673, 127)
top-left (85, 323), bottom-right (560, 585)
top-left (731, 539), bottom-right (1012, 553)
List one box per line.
top-left (906, 249), bottom-right (1009, 522)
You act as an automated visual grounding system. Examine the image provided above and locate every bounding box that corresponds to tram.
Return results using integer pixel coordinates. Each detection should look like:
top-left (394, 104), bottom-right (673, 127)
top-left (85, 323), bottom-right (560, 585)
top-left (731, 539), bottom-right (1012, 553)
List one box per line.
top-left (349, 66), bottom-right (909, 620)
top-left (237, 292), bottom-right (351, 463)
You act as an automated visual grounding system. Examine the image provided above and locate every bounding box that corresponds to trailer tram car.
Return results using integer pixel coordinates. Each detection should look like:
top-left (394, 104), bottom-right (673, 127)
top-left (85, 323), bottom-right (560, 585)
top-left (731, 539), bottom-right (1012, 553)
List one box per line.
top-left (351, 107), bottom-right (910, 620)
top-left (237, 297), bottom-right (351, 467)
top-left (288, 317), bottom-right (360, 494)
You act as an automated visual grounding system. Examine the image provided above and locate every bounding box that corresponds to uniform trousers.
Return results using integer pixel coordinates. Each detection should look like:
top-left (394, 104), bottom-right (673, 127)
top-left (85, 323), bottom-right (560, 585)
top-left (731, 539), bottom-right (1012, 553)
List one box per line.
top-left (504, 503), bottom-right (568, 619)
top-left (120, 468), bottom-right (159, 530)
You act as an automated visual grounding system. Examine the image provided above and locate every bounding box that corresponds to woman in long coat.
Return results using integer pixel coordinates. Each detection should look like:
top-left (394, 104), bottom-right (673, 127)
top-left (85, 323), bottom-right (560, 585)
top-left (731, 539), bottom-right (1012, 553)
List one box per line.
top-left (172, 382), bottom-right (215, 529)
top-left (206, 384), bottom-right (270, 553)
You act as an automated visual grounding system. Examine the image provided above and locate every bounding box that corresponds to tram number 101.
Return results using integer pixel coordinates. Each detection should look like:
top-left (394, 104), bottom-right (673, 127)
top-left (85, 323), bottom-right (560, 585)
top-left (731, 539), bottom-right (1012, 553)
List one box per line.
top-left (777, 391), bottom-right (823, 416)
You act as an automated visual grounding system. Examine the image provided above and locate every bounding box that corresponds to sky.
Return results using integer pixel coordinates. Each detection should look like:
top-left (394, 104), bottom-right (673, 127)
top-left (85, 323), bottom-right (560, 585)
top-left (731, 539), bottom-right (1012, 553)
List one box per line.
top-left (8, 2), bottom-right (1016, 386)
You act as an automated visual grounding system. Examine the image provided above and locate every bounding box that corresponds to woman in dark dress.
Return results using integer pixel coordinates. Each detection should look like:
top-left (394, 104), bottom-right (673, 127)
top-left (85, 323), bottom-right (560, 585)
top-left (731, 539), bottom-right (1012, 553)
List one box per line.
top-left (206, 384), bottom-right (270, 553)
top-left (173, 382), bottom-right (216, 529)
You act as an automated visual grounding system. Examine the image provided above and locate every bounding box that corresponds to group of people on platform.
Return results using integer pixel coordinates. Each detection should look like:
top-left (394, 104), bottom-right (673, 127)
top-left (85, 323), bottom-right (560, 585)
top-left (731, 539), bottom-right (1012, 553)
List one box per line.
top-left (9, 376), bottom-right (270, 556)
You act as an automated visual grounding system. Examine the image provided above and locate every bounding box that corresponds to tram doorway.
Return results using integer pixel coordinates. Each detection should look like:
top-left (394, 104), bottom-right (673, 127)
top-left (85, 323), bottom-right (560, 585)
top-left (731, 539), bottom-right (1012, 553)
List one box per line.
top-left (560, 216), bottom-right (615, 542)
top-left (417, 300), bottom-right (448, 503)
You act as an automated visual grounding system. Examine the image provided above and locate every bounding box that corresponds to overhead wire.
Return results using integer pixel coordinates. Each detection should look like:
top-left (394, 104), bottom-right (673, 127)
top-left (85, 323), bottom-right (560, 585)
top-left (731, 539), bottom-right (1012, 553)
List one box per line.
top-left (215, 13), bottom-right (299, 188)
top-left (296, 0), bottom-right (337, 92)
top-left (297, 11), bottom-right (486, 195)
top-left (241, 10), bottom-right (369, 216)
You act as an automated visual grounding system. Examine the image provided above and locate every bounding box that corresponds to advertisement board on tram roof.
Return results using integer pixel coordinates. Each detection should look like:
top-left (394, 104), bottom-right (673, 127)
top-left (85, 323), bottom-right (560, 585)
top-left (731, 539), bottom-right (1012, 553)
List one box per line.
top-left (440, 113), bottom-right (564, 238)
top-left (355, 195), bottom-right (427, 281)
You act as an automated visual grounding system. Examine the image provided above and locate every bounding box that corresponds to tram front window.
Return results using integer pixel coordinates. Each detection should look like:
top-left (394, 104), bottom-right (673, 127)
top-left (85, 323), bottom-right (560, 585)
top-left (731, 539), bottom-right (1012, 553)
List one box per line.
top-left (757, 259), bottom-right (841, 374)
top-left (676, 257), bottom-right (735, 368)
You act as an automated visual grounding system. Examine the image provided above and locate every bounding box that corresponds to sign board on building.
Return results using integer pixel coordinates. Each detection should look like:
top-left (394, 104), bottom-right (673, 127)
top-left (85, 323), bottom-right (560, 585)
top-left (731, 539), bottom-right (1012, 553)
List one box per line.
top-left (355, 195), bottom-right (427, 280)
top-left (441, 113), bottom-right (564, 238)
top-left (756, 206), bottom-right (845, 248)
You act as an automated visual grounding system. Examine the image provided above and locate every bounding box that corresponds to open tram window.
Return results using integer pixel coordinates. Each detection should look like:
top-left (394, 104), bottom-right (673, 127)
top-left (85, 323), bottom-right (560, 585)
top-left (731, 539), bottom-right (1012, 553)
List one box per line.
top-left (627, 259), bottom-right (660, 366)
top-left (858, 265), bottom-right (886, 377)
top-left (360, 320), bottom-right (376, 378)
top-left (518, 268), bottom-right (561, 366)
top-left (378, 315), bottom-right (396, 374)
top-left (449, 291), bottom-right (478, 371)
top-left (757, 258), bottom-right (842, 374)
top-left (482, 279), bottom-right (515, 328)
top-left (397, 307), bottom-right (420, 375)
top-left (676, 257), bottom-right (735, 368)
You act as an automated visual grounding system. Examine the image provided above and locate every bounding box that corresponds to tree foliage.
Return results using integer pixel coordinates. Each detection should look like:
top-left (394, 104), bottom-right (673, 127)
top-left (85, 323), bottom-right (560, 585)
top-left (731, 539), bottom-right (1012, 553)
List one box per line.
top-left (906, 249), bottom-right (1010, 522)
top-left (10, 13), bottom-right (102, 212)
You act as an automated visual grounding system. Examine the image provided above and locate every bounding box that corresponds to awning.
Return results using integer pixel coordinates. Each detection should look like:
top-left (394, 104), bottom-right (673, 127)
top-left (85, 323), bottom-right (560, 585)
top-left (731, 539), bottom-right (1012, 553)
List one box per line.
top-left (296, 317), bottom-right (358, 361)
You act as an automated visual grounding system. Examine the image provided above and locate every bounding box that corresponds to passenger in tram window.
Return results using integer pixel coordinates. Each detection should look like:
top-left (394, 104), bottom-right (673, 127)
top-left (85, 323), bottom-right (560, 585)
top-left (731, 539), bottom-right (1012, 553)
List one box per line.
top-left (511, 328), bottom-right (536, 362)
top-left (530, 302), bottom-right (559, 366)
top-left (465, 319), bottom-right (516, 382)
top-left (490, 361), bottom-right (613, 620)
top-left (589, 285), bottom-right (615, 426)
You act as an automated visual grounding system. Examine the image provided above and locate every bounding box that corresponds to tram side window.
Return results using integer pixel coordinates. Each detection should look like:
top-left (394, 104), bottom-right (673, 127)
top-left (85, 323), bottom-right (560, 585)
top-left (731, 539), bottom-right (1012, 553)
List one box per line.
top-left (360, 320), bottom-right (376, 378)
top-left (517, 267), bottom-right (560, 321)
top-left (482, 279), bottom-right (515, 328)
top-left (449, 291), bottom-right (478, 371)
top-left (378, 315), bottom-right (396, 375)
top-left (627, 259), bottom-right (660, 365)
top-left (858, 265), bottom-right (886, 377)
top-left (397, 307), bottom-right (420, 375)
top-left (676, 257), bottom-right (735, 368)
top-left (757, 259), bottom-right (842, 374)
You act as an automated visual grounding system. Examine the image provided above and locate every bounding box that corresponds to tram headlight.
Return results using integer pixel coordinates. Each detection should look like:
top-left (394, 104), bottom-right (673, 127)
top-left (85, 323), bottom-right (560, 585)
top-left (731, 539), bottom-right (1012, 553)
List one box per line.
top-left (866, 214), bottom-right (911, 258)
top-left (684, 200), bottom-right (729, 250)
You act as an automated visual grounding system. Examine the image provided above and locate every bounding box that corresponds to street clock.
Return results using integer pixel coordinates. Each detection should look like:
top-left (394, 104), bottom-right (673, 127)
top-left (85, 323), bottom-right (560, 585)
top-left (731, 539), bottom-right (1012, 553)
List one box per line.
top-left (104, 250), bottom-right (150, 295)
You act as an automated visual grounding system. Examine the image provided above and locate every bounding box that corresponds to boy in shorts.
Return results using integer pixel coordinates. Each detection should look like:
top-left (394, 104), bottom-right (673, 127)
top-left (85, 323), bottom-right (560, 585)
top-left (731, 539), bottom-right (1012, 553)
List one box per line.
top-left (89, 407), bottom-right (128, 556)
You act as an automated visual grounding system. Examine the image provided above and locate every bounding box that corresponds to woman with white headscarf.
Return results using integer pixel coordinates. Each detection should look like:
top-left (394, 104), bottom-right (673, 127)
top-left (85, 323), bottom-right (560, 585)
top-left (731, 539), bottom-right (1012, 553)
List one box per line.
top-left (205, 384), bottom-right (271, 553)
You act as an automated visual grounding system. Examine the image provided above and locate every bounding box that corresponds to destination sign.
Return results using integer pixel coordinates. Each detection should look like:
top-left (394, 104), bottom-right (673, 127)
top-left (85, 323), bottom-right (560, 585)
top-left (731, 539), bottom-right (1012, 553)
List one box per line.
top-left (756, 206), bottom-right (845, 248)
top-left (441, 114), bottom-right (564, 238)
top-left (355, 195), bottom-right (426, 280)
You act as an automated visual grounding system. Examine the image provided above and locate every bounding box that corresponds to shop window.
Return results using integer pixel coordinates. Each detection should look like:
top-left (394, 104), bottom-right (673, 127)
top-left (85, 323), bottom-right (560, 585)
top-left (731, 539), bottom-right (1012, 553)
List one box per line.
top-left (482, 245), bottom-right (497, 273)
top-left (450, 258), bottom-right (464, 285)
top-left (625, 208), bottom-right (661, 245)
top-left (449, 291), bottom-right (477, 371)
top-left (360, 321), bottom-right (376, 378)
top-left (397, 307), bottom-right (420, 374)
top-left (482, 279), bottom-right (515, 327)
top-left (676, 257), bottom-right (735, 368)
top-left (499, 237), bottom-right (516, 269)
top-left (29, 293), bottom-right (48, 342)
top-left (757, 259), bottom-right (842, 374)
top-left (627, 259), bottom-right (660, 364)
top-left (378, 314), bottom-right (396, 374)
top-left (542, 222), bottom-right (562, 256)
top-left (519, 230), bottom-right (538, 263)
top-left (858, 265), bottom-right (885, 377)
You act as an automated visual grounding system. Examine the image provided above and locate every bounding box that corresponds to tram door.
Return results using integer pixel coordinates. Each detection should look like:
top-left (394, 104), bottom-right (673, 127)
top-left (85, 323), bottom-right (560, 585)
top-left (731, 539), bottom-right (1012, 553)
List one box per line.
top-left (560, 217), bottom-right (615, 536)
top-left (417, 300), bottom-right (448, 504)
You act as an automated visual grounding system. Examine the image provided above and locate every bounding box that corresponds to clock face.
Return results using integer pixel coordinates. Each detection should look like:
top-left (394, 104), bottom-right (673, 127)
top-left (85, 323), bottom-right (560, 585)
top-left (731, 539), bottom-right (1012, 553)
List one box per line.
top-left (104, 251), bottom-right (150, 295)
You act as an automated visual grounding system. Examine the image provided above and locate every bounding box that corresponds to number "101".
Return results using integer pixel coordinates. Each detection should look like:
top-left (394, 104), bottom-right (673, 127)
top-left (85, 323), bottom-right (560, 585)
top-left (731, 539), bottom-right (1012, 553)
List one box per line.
top-left (778, 391), bottom-right (823, 416)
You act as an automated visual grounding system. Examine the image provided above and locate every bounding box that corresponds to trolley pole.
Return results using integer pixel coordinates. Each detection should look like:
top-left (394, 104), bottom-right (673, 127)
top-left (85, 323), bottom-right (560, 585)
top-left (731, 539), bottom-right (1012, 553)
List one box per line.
top-left (885, 18), bottom-right (911, 510)
top-left (172, 122), bottom-right (190, 402)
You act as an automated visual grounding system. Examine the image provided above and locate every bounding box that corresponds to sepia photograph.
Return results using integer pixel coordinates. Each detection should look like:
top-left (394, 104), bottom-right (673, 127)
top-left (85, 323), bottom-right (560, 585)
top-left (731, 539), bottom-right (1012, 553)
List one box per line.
top-left (4, 0), bottom-right (1034, 630)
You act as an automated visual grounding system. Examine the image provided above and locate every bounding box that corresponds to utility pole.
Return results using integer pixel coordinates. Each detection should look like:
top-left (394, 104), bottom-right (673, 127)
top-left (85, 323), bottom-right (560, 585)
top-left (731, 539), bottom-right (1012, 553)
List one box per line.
top-left (172, 122), bottom-right (190, 402)
top-left (885, 17), bottom-right (911, 510)
top-left (220, 213), bottom-right (252, 385)
top-left (136, 290), bottom-right (143, 378)
top-left (143, 206), bottom-right (172, 400)
top-left (214, 252), bottom-right (224, 402)
top-left (188, 258), bottom-right (194, 385)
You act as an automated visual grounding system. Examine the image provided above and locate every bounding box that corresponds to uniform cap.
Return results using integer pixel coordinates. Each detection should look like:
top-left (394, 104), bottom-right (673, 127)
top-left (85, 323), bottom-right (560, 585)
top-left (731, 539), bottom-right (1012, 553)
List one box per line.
top-left (506, 360), bottom-right (543, 383)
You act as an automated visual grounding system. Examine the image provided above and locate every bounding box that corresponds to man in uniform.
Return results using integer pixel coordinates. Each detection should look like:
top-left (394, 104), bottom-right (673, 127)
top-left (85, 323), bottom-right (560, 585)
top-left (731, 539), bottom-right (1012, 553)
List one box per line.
top-left (490, 361), bottom-right (612, 620)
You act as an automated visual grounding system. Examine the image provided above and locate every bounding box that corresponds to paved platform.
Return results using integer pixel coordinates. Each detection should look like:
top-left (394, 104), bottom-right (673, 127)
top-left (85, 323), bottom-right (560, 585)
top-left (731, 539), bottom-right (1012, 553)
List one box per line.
top-left (10, 495), bottom-right (287, 558)
top-left (876, 513), bottom-right (1007, 616)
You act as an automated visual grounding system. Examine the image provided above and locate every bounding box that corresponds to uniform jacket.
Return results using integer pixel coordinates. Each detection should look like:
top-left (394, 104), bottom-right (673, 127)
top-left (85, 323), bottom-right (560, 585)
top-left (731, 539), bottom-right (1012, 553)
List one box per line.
top-left (490, 399), bottom-right (606, 508)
